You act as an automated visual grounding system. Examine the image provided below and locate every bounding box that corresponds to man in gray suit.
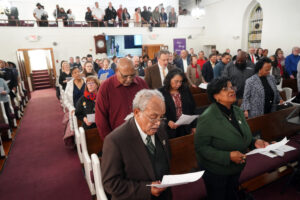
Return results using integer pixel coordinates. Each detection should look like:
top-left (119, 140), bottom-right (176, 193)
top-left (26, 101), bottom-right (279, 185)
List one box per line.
top-left (101, 89), bottom-right (171, 200)
top-left (145, 50), bottom-right (175, 89)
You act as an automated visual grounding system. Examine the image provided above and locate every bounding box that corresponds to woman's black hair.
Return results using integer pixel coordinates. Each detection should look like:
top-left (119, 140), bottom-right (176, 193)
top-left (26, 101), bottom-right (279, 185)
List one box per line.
top-left (163, 68), bottom-right (188, 92)
top-left (71, 66), bottom-right (79, 74)
top-left (207, 77), bottom-right (231, 102)
top-left (255, 57), bottom-right (272, 73)
top-left (274, 48), bottom-right (282, 58)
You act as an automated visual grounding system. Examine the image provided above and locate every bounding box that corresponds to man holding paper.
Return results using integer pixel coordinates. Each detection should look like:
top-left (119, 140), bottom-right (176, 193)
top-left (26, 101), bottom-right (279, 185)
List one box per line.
top-left (101, 89), bottom-right (171, 200)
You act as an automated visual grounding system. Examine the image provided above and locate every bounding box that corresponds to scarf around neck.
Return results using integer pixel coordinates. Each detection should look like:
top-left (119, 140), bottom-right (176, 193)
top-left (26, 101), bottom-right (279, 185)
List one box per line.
top-left (84, 90), bottom-right (97, 101)
top-left (192, 64), bottom-right (199, 79)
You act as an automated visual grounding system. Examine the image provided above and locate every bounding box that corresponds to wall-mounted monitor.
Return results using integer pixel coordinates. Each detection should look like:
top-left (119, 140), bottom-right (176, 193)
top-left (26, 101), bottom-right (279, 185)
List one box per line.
top-left (105, 35), bottom-right (142, 58)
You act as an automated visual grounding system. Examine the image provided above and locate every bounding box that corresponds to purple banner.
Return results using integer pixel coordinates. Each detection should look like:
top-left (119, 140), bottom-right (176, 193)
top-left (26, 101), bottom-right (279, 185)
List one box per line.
top-left (173, 38), bottom-right (186, 55)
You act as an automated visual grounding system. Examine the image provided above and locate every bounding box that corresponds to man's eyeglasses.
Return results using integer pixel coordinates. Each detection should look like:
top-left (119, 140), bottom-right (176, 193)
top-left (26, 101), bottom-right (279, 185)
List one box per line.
top-left (142, 112), bottom-right (166, 124)
top-left (222, 86), bottom-right (237, 91)
top-left (119, 71), bottom-right (136, 79)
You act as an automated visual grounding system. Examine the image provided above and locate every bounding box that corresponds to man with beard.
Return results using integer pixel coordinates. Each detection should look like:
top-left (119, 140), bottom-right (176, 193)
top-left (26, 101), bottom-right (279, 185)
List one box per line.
top-left (222, 51), bottom-right (255, 101)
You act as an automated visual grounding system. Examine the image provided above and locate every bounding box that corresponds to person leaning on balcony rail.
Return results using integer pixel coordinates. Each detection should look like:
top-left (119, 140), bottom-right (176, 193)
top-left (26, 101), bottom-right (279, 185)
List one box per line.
top-left (5, 6), bottom-right (19, 26)
top-left (168, 7), bottom-right (177, 27)
top-left (122, 7), bottom-right (130, 27)
top-left (160, 7), bottom-right (167, 27)
top-left (133, 7), bottom-right (141, 27)
top-left (85, 7), bottom-right (93, 26)
top-left (33, 3), bottom-right (47, 27)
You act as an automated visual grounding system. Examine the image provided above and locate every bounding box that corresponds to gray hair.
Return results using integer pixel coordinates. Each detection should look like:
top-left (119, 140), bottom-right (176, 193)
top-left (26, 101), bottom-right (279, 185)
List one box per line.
top-left (132, 89), bottom-right (165, 111)
top-left (157, 50), bottom-right (170, 59)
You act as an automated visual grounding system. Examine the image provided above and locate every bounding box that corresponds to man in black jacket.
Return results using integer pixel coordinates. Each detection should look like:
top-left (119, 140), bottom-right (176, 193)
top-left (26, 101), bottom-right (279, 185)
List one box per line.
top-left (202, 54), bottom-right (217, 83)
top-left (104, 2), bottom-right (117, 27)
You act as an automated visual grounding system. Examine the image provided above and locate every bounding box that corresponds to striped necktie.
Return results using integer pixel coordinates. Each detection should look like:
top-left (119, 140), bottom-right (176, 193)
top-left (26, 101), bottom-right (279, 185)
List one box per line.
top-left (146, 135), bottom-right (155, 155)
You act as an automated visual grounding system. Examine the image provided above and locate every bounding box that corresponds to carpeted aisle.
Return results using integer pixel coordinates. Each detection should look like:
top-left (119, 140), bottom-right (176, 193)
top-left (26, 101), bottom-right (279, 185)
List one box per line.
top-left (0, 88), bottom-right (90, 200)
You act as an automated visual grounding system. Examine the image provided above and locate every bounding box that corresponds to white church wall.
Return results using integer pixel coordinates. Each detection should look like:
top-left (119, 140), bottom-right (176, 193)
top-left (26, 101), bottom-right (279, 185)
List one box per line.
top-left (0, 26), bottom-right (204, 74)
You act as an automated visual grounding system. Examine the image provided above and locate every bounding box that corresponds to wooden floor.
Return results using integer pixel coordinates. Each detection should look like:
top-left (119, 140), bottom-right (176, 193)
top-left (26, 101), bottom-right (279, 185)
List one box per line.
top-left (0, 119), bottom-right (21, 173)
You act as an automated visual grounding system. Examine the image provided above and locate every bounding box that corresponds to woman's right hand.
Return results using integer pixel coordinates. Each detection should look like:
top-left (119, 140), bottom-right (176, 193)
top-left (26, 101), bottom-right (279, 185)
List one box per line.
top-left (83, 117), bottom-right (92, 126)
top-left (244, 110), bottom-right (248, 119)
top-left (192, 84), bottom-right (197, 88)
top-left (230, 151), bottom-right (246, 164)
top-left (168, 121), bottom-right (178, 129)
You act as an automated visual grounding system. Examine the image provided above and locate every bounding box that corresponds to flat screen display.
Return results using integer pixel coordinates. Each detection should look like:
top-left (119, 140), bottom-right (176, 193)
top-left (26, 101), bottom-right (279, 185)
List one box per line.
top-left (105, 35), bottom-right (142, 58)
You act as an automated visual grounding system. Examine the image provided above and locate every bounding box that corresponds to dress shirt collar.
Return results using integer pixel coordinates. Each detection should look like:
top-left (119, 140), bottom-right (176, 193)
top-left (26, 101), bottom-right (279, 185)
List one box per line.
top-left (134, 117), bottom-right (155, 146)
top-left (113, 74), bottom-right (138, 88)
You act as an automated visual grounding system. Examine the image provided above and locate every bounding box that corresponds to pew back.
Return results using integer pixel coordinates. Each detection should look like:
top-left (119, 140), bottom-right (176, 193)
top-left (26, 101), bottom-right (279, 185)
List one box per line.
top-left (246, 106), bottom-right (300, 142)
top-left (193, 93), bottom-right (211, 108)
top-left (85, 128), bottom-right (103, 156)
top-left (169, 133), bottom-right (198, 174)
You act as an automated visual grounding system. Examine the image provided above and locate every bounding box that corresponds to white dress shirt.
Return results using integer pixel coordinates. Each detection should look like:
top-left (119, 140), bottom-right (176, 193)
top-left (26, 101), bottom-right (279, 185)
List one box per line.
top-left (92, 7), bottom-right (104, 20)
top-left (183, 58), bottom-right (188, 72)
top-left (158, 63), bottom-right (168, 86)
top-left (134, 118), bottom-right (155, 146)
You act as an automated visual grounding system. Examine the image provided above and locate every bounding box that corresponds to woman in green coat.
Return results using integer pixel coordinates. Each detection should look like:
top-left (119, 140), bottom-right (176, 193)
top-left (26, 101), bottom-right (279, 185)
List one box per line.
top-left (194, 77), bottom-right (269, 200)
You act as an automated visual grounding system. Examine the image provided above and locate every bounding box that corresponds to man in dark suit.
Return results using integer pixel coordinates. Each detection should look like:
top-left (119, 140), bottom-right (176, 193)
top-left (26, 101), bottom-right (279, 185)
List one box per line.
top-left (101, 89), bottom-right (171, 200)
top-left (202, 53), bottom-right (217, 82)
top-left (175, 50), bottom-right (190, 72)
top-left (247, 47), bottom-right (259, 64)
top-left (145, 50), bottom-right (175, 89)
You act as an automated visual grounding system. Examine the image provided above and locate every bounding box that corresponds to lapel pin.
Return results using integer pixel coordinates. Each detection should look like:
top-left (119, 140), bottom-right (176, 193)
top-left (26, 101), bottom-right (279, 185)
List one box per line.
top-left (162, 140), bottom-right (166, 145)
top-left (238, 120), bottom-right (242, 124)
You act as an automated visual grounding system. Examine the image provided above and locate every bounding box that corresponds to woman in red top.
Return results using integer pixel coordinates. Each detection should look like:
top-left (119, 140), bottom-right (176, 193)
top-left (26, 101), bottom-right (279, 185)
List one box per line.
top-left (197, 51), bottom-right (207, 69)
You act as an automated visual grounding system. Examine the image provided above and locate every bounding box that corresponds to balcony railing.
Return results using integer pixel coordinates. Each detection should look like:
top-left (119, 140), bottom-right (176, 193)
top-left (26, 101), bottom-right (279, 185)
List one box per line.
top-left (0, 19), bottom-right (177, 28)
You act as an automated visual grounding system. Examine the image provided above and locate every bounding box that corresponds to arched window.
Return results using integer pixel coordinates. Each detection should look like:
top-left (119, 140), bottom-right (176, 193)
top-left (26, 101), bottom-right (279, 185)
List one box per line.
top-left (248, 4), bottom-right (263, 48)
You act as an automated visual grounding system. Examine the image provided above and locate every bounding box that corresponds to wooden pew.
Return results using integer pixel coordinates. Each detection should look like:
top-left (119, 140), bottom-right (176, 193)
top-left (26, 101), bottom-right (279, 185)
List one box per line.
top-left (189, 87), bottom-right (206, 95)
top-left (282, 79), bottom-right (298, 95)
top-left (84, 128), bottom-right (103, 156)
top-left (193, 93), bottom-right (211, 108)
top-left (77, 120), bottom-right (103, 156)
top-left (169, 133), bottom-right (198, 174)
top-left (247, 106), bottom-right (300, 142)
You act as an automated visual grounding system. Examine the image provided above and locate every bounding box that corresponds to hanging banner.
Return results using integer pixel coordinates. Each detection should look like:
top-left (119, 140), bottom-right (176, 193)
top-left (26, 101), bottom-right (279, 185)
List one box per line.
top-left (173, 38), bottom-right (186, 55)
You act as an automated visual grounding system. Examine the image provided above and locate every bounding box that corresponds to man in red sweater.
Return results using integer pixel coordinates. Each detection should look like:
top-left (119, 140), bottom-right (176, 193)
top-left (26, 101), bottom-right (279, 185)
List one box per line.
top-left (95, 58), bottom-right (148, 139)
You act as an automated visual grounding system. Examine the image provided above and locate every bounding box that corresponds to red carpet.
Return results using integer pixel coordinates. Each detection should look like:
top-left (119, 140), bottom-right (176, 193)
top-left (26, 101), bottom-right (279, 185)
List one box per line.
top-left (0, 88), bottom-right (90, 200)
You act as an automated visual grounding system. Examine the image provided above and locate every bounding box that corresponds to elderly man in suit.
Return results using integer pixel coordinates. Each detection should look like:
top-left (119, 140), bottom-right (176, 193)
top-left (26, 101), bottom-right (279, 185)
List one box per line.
top-left (101, 89), bottom-right (171, 200)
top-left (145, 50), bottom-right (175, 89)
top-left (175, 50), bottom-right (190, 72)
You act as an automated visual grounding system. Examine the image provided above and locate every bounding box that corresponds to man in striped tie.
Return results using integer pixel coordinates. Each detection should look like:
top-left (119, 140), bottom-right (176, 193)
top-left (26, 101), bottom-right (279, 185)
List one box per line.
top-left (101, 89), bottom-right (172, 200)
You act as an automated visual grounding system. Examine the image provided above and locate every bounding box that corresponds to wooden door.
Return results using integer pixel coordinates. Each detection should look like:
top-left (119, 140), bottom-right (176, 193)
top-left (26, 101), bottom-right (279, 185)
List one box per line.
top-left (142, 44), bottom-right (163, 60)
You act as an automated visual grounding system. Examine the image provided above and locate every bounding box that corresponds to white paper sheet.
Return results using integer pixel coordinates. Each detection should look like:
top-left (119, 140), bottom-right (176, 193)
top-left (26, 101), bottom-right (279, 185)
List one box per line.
top-left (283, 96), bottom-right (296, 104)
top-left (99, 72), bottom-right (109, 81)
top-left (199, 83), bottom-right (208, 89)
top-left (277, 145), bottom-right (296, 153)
top-left (87, 114), bottom-right (95, 123)
top-left (259, 151), bottom-right (277, 158)
top-left (246, 137), bottom-right (289, 156)
top-left (147, 171), bottom-right (205, 188)
top-left (175, 114), bottom-right (199, 126)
